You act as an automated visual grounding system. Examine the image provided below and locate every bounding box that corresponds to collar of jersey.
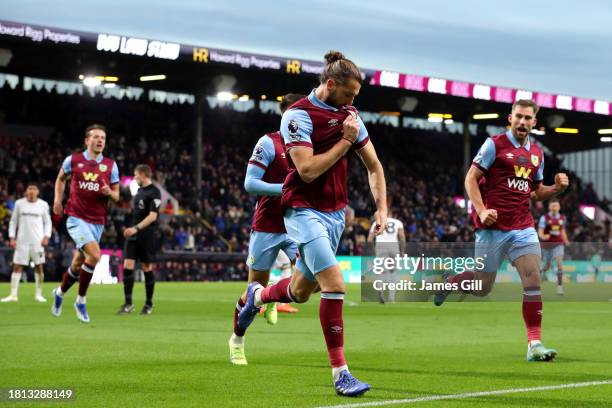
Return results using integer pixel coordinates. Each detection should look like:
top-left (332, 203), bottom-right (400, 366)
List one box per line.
top-left (308, 89), bottom-right (339, 111)
top-left (505, 130), bottom-right (530, 150)
top-left (83, 150), bottom-right (104, 163)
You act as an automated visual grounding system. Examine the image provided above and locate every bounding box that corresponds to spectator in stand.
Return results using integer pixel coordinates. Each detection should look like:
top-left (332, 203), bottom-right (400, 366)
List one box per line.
top-left (174, 226), bottom-right (188, 249)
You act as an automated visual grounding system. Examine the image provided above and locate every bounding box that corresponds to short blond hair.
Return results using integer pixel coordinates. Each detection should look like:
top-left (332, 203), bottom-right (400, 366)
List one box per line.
top-left (512, 99), bottom-right (539, 115)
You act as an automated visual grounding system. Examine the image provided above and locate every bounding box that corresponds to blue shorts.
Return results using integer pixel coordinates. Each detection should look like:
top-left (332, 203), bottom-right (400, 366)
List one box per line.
top-left (66, 216), bottom-right (104, 249)
top-left (542, 244), bottom-right (564, 264)
top-left (475, 227), bottom-right (541, 273)
top-left (284, 208), bottom-right (345, 282)
top-left (247, 231), bottom-right (298, 271)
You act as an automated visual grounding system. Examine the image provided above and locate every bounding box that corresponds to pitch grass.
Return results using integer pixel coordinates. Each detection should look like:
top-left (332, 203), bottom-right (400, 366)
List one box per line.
top-left (1, 282), bottom-right (611, 408)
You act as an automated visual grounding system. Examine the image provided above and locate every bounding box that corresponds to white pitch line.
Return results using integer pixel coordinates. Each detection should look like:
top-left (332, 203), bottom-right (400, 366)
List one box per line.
top-left (315, 380), bottom-right (612, 408)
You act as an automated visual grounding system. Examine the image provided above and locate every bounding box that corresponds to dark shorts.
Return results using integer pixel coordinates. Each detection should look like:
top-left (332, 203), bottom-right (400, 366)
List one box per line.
top-left (124, 232), bottom-right (157, 264)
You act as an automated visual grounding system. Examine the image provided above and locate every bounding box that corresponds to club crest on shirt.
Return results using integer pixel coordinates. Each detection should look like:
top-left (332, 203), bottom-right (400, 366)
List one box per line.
top-left (531, 154), bottom-right (539, 166)
top-left (99, 164), bottom-right (108, 172)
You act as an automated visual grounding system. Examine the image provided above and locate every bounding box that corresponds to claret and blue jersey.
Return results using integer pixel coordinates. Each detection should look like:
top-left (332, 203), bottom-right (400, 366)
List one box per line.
top-left (61, 150), bottom-right (119, 248)
top-left (244, 131), bottom-right (297, 271)
top-left (278, 90), bottom-right (371, 280)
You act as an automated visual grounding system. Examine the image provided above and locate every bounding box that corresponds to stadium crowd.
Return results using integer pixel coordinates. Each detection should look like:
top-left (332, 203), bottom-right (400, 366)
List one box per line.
top-left (0, 92), bottom-right (610, 281)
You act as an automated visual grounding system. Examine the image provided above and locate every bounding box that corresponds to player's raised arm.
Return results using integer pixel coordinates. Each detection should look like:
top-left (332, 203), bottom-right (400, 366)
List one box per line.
top-left (101, 162), bottom-right (121, 202)
top-left (282, 109), bottom-right (357, 183)
top-left (355, 140), bottom-right (387, 235)
top-left (244, 135), bottom-right (283, 196)
top-left (101, 183), bottom-right (120, 203)
top-left (531, 173), bottom-right (569, 201)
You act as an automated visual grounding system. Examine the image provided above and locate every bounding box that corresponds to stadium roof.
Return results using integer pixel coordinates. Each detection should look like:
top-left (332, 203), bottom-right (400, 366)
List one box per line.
top-left (1, 18), bottom-right (611, 153)
top-left (2, 0), bottom-right (612, 101)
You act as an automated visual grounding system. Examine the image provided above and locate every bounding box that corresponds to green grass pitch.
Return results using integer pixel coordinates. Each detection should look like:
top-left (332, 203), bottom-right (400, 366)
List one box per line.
top-left (1, 282), bottom-right (611, 407)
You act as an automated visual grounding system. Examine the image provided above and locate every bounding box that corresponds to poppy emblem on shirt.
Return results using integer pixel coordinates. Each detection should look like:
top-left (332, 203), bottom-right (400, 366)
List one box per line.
top-left (531, 155), bottom-right (539, 166)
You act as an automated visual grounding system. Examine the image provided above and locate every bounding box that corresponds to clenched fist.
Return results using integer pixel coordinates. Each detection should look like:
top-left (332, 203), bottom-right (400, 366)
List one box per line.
top-left (341, 112), bottom-right (359, 144)
top-left (478, 209), bottom-right (498, 227)
top-left (554, 173), bottom-right (569, 193)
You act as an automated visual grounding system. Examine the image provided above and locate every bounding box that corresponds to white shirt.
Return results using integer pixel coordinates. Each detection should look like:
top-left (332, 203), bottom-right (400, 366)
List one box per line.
top-left (9, 198), bottom-right (52, 245)
top-left (370, 217), bottom-right (404, 243)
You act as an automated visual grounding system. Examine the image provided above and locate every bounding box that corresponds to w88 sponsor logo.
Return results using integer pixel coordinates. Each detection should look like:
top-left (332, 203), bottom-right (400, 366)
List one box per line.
top-left (78, 181), bottom-right (100, 191)
top-left (507, 178), bottom-right (530, 192)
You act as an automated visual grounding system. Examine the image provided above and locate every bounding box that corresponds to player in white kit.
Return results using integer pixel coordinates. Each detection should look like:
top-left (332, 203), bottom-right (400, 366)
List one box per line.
top-left (2, 183), bottom-right (52, 303)
top-left (367, 210), bottom-right (405, 303)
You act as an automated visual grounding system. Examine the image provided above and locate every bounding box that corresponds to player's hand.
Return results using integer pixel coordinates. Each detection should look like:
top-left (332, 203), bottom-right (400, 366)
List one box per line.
top-left (373, 210), bottom-right (388, 236)
top-left (124, 227), bottom-right (137, 238)
top-left (341, 112), bottom-right (359, 144)
top-left (41, 237), bottom-right (49, 247)
top-left (478, 209), bottom-right (498, 227)
top-left (9, 238), bottom-right (16, 249)
top-left (100, 183), bottom-right (112, 196)
top-left (541, 234), bottom-right (551, 241)
top-left (53, 200), bottom-right (63, 216)
top-left (554, 173), bottom-right (569, 192)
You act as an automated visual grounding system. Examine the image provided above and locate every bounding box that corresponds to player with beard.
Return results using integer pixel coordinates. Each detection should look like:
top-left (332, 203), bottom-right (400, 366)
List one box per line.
top-left (434, 100), bottom-right (569, 362)
top-left (238, 51), bottom-right (388, 396)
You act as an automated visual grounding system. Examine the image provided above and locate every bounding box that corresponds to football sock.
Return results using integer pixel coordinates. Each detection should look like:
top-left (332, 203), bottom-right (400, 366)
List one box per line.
top-left (258, 277), bottom-right (293, 305)
top-left (233, 298), bottom-right (246, 336)
top-left (320, 292), bottom-right (347, 380)
top-left (34, 271), bottom-right (43, 296)
top-left (59, 267), bottom-right (78, 295)
top-left (123, 269), bottom-right (134, 305)
top-left (77, 263), bottom-right (94, 297)
top-left (522, 286), bottom-right (542, 343)
top-left (9, 272), bottom-right (21, 296)
top-left (449, 271), bottom-right (475, 293)
top-left (144, 271), bottom-right (155, 307)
